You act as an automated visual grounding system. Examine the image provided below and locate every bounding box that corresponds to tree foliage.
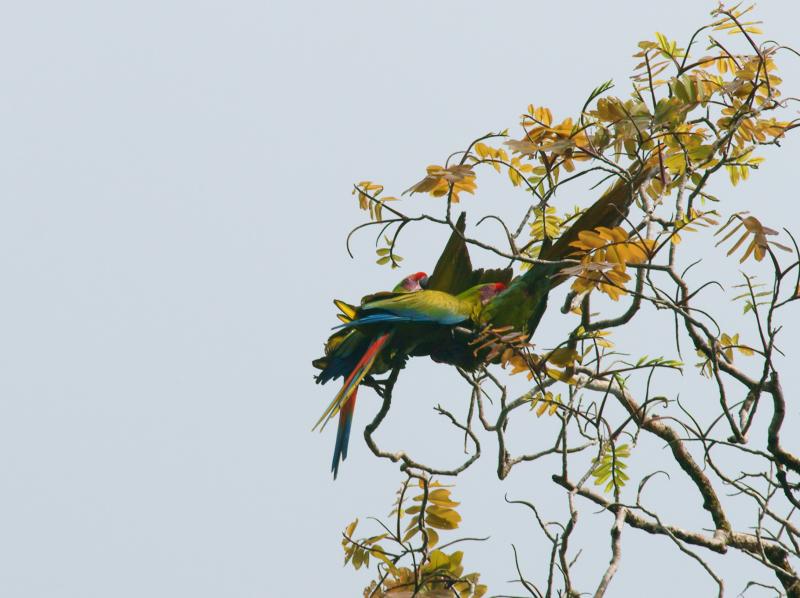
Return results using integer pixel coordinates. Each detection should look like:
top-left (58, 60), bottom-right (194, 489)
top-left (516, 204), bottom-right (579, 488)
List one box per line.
top-left (342, 476), bottom-right (487, 598)
top-left (323, 4), bottom-right (800, 596)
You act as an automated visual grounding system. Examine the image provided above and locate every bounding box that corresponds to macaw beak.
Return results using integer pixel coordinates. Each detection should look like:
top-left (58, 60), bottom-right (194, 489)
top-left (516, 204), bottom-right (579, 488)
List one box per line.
top-left (419, 275), bottom-right (429, 289)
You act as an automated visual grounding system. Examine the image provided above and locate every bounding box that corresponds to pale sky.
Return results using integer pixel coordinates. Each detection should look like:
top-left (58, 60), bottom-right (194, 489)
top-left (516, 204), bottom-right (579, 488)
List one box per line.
top-left (1, 1), bottom-right (799, 596)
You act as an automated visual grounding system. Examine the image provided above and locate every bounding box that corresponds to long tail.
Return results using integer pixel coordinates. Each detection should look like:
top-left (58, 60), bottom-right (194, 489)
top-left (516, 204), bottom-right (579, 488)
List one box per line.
top-left (331, 387), bottom-right (357, 479)
top-left (313, 332), bottom-right (394, 475)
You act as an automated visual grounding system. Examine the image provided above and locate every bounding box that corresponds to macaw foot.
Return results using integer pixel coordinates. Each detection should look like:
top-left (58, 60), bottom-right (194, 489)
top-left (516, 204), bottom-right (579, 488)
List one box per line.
top-left (361, 375), bottom-right (385, 396)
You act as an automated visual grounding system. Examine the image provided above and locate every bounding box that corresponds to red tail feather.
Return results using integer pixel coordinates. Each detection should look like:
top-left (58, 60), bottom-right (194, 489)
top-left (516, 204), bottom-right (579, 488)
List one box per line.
top-left (328, 333), bottom-right (392, 478)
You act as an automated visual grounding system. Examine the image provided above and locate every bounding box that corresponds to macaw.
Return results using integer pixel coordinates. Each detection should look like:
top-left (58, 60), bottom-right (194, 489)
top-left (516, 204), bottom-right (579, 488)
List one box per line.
top-left (314, 280), bottom-right (506, 477)
top-left (406, 164), bottom-right (659, 370)
top-left (313, 272), bottom-right (428, 479)
top-left (480, 163), bottom-right (659, 337)
top-left (314, 214), bottom-right (512, 479)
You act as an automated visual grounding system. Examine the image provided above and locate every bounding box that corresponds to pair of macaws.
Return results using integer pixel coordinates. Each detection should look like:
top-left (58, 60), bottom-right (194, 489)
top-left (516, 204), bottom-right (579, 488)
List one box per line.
top-left (314, 164), bottom-right (657, 478)
top-left (313, 265), bottom-right (509, 478)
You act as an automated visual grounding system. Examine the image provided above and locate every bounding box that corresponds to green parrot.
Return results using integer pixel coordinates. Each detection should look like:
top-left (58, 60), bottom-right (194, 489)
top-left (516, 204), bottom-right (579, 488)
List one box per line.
top-left (481, 163), bottom-right (659, 336)
top-left (313, 213), bottom-right (512, 478)
top-left (421, 163), bottom-right (658, 368)
top-left (313, 272), bottom-right (428, 478)
top-left (313, 280), bottom-right (507, 476)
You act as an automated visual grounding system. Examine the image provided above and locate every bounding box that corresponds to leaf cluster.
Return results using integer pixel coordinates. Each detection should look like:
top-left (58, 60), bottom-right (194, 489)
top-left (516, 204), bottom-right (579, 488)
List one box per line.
top-left (342, 476), bottom-right (487, 598)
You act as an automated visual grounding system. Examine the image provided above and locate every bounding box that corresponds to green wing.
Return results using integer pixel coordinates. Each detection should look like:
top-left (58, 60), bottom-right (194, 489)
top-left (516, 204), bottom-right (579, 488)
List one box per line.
top-left (543, 163), bottom-right (658, 287)
top-left (427, 212), bottom-right (512, 294)
top-left (482, 164), bottom-right (658, 336)
top-left (426, 213), bottom-right (475, 294)
top-left (360, 290), bottom-right (472, 325)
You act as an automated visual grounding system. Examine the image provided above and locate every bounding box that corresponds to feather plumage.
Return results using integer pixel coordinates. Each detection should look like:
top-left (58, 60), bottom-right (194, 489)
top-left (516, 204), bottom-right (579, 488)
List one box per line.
top-left (314, 272), bottom-right (430, 478)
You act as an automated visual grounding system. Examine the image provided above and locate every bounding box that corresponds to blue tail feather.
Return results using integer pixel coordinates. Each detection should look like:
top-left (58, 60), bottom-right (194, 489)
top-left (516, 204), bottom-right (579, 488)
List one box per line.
top-left (331, 412), bottom-right (353, 479)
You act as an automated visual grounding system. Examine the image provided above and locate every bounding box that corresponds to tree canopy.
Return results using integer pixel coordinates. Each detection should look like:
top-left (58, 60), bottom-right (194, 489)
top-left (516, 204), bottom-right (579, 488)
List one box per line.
top-left (314, 4), bottom-right (800, 596)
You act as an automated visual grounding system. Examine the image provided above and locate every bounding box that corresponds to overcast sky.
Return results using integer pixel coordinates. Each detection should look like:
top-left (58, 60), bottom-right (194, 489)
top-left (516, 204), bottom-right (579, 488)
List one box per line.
top-left (1, 1), bottom-right (799, 597)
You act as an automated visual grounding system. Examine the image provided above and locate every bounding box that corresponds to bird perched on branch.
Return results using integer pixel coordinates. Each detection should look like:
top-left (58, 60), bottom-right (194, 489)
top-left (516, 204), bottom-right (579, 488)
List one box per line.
top-left (314, 279), bottom-right (506, 477)
top-left (313, 272), bottom-right (428, 478)
top-left (407, 164), bottom-right (658, 369)
top-left (312, 164), bottom-right (656, 477)
top-left (480, 164), bottom-right (658, 336)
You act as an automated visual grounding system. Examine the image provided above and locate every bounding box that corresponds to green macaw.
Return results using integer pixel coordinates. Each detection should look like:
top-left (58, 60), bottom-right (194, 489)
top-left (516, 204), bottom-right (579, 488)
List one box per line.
top-left (314, 271), bottom-right (429, 375)
top-left (313, 272), bottom-right (428, 478)
top-left (313, 213), bottom-right (512, 478)
top-left (313, 280), bottom-right (506, 477)
top-left (480, 163), bottom-right (658, 336)
top-left (412, 164), bottom-right (658, 370)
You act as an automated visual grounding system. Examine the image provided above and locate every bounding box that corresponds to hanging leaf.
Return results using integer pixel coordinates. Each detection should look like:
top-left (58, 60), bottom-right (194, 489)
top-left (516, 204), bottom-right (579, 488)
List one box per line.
top-left (715, 213), bottom-right (790, 263)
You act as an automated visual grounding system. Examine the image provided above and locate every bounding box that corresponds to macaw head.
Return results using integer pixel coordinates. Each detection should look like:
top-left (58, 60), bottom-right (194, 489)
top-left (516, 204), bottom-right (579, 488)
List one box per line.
top-left (479, 282), bottom-right (507, 304)
top-left (395, 271), bottom-right (429, 292)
